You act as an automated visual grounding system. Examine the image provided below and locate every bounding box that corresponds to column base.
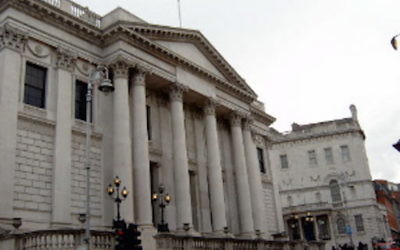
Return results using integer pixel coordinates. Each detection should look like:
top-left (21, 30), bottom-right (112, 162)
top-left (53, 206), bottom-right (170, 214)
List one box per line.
top-left (237, 231), bottom-right (256, 239)
top-left (139, 224), bottom-right (157, 250)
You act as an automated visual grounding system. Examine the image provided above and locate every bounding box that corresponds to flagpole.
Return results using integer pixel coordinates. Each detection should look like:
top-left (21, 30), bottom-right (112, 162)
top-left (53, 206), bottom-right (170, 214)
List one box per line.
top-left (177, 0), bottom-right (182, 27)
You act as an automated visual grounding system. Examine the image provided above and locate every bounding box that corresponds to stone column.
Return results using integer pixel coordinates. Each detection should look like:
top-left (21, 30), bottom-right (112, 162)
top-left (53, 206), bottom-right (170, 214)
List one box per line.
top-left (111, 60), bottom-right (134, 222)
top-left (0, 23), bottom-right (27, 219)
top-left (243, 118), bottom-right (267, 237)
top-left (51, 47), bottom-right (76, 225)
top-left (204, 98), bottom-right (227, 234)
top-left (230, 112), bottom-right (254, 237)
top-left (169, 83), bottom-right (193, 230)
top-left (130, 66), bottom-right (152, 226)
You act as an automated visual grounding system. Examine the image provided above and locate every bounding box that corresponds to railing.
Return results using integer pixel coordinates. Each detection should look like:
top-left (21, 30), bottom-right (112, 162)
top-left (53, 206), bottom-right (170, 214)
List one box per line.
top-left (0, 229), bottom-right (114, 250)
top-left (40, 0), bottom-right (101, 27)
top-left (155, 234), bottom-right (325, 250)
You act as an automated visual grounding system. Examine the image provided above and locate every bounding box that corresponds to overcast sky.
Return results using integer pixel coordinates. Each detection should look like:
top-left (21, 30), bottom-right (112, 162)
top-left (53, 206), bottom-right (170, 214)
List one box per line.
top-left (73, 0), bottom-right (400, 182)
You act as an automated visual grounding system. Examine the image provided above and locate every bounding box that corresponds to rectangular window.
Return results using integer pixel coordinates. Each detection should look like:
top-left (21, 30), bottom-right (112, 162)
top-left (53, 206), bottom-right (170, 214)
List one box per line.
top-left (324, 147), bottom-right (334, 164)
top-left (340, 145), bottom-right (351, 162)
top-left (24, 62), bottom-right (46, 108)
top-left (355, 214), bottom-right (364, 232)
top-left (280, 154), bottom-right (288, 169)
top-left (257, 147), bottom-right (266, 173)
top-left (308, 150), bottom-right (318, 166)
top-left (146, 105), bottom-right (152, 140)
top-left (75, 80), bottom-right (92, 122)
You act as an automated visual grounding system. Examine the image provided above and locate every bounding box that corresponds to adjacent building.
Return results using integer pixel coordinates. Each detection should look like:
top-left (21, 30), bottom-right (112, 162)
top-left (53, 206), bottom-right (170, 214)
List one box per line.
top-left (374, 179), bottom-right (400, 241)
top-left (268, 105), bottom-right (391, 249)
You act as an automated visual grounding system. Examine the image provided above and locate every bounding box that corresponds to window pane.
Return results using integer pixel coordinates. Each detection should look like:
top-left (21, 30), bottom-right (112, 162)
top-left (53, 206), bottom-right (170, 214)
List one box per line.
top-left (24, 62), bottom-right (46, 108)
top-left (355, 214), bottom-right (364, 232)
top-left (337, 218), bottom-right (346, 234)
top-left (280, 154), bottom-right (288, 169)
top-left (257, 147), bottom-right (266, 173)
top-left (340, 145), bottom-right (351, 162)
top-left (308, 150), bottom-right (317, 166)
top-left (324, 147), bottom-right (334, 164)
top-left (330, 180), bottom-right (342, 202)
top-left (75, 80), bottom-right (91, 122)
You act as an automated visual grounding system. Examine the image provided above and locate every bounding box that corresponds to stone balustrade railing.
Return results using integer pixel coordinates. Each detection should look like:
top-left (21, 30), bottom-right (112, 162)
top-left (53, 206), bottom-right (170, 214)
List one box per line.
top-left (40, 0), bottom-right (101, 27)
top-left (155, 234), bottom-right (325, 250)
top-left (0, 229), bottom-right (114, 250)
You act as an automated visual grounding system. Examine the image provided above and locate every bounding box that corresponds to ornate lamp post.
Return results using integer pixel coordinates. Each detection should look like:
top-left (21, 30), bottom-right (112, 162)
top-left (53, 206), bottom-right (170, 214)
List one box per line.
top-left (107, 176), bottom-right (129, 226)
top-left (84, 66), bottom-right (114, 249)
top-left (152, 184), bottom-right (171, 232)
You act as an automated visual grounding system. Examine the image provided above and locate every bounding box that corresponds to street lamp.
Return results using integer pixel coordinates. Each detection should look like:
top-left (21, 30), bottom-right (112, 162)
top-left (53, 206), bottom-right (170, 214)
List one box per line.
top-left (84, 65), bottom-right (114, 248)
top-left (151, 184), bottom-right (171, 232)
top-left (391, 35), bottom-right (400, 50)
top-left (107, 176), bottom-right (129, 225)
top-left (393, 139), bottom-right (400, 152)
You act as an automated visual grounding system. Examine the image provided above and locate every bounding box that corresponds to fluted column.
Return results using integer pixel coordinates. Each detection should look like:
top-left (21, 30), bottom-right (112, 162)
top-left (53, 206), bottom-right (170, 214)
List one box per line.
top-left (169, 83), bottom-right (193, 230)
top-left (111, 60), bottom-right (134, 222)
top-left (52, 47), bottom-right (76, 224)
top-left (204, 98), bottom-right (227, 233)
top-left (230, 112), bottom-right (254, 237)
top-left (0, 23), bottom-right (27, 218)
top-left (243, 118), bottom-right (267, 236)
top-left (130, 66), bottom-right (152, 226)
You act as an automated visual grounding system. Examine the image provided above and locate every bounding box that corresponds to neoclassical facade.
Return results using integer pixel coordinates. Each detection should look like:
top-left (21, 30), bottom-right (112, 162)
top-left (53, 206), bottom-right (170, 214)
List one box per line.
top-left (268, 105), bottom-right (391, 249)
top-left (0, 0), bottom-right (285, 248)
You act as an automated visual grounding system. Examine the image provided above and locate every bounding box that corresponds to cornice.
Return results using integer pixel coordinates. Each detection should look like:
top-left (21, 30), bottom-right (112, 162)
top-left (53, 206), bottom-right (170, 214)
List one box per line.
top-left (270, 128), bottom-right (365, 146)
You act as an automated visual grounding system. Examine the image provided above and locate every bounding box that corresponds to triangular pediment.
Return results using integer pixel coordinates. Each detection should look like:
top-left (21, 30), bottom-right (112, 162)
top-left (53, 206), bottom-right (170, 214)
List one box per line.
top-left (154, 39), bottom-right (227, 80)
top-left (122, 23), bottom-right (257, 99)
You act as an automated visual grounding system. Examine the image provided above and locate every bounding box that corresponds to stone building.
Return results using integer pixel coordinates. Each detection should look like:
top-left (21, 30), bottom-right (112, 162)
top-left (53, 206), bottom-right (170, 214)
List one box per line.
top-left (0, 0), bottom-right (294, 249)
top-left (268, 105), bottom-right (391, 249)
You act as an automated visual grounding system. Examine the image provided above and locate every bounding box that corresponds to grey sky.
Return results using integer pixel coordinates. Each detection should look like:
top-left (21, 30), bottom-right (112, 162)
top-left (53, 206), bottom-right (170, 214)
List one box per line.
top-left (74, 0), bottom-right (400, 182)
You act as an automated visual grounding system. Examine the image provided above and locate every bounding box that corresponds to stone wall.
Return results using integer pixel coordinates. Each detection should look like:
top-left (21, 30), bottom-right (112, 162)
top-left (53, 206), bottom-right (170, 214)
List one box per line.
top-left (14, 117), bottom-right (54, 214)
top-left (263, 182), bottom-right (278, 233)
top-left (71, 132), bottom-right (102, 218)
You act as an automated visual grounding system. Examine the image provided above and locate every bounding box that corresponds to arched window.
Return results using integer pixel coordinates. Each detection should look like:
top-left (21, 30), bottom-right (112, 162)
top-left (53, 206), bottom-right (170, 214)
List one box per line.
top-left (336, 217), bottom-right (346, 234)
top-left (329, 180), bottom-right (342, 202)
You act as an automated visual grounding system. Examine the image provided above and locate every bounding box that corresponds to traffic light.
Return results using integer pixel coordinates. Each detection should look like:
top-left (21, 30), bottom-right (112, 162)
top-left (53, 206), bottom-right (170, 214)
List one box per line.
top-left (125, 223), bottom-right (142, 250)
top-left (113, 220), bottom-right (127, 250)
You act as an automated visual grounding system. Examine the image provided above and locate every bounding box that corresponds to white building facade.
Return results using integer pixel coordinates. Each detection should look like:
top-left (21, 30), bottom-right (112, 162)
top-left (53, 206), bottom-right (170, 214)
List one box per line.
top-left (0, 0), bottom-right (290, 249)
top-left (268, 105), bottom-right (391, 249)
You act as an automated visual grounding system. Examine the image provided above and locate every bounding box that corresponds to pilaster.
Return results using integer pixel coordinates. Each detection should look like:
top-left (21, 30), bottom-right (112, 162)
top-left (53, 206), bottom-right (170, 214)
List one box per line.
top-left (51, 47), bottom-right (76, 225)
top-left (110, 60), bottom-right (134, 222)
top-left (0, 23), bottom-right (26, 219)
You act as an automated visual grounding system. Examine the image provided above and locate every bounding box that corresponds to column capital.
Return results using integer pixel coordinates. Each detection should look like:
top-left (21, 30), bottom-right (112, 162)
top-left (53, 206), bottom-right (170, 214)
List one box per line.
top-left (110, 60), bottom-right (130, 79)
top-left (132, 64), bottom-right (151, 86)
top-left (169, 82), bottom-right (188, 102)
top-left (243, 116), bottom-right (255, 131)
top-left (229, 111), bottom-right (245, 127)
top-left (204, 98), bottom-right (219, 116)
top-left (0, 23), bottom-right (28, 53)
top-left (56, 46), bottom-right (77, 72)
